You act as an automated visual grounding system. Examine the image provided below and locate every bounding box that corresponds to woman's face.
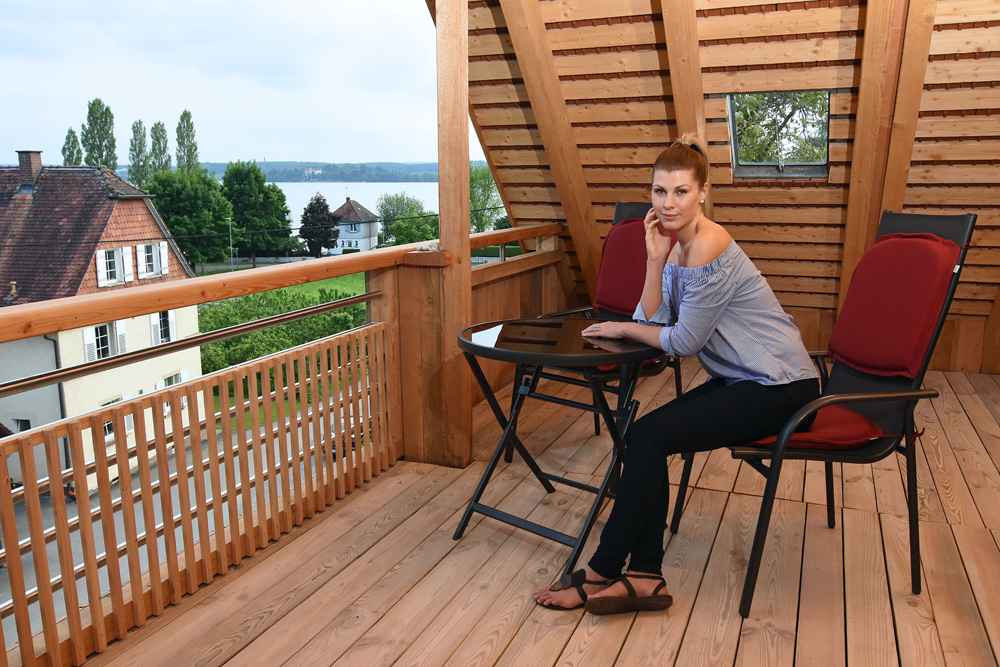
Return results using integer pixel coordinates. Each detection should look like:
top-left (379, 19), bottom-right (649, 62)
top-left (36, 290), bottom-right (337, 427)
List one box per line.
top-left (650, 168), bottom-right (708, 233)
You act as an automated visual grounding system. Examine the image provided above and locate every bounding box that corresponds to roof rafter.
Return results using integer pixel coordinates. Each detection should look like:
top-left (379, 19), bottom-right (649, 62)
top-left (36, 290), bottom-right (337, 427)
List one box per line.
top-left (497, 0), bottom-right (602, 299)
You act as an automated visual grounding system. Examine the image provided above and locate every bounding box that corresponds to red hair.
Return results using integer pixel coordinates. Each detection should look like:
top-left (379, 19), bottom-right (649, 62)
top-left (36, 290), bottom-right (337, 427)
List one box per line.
top-left (653, 133), bottom-right (709, 187)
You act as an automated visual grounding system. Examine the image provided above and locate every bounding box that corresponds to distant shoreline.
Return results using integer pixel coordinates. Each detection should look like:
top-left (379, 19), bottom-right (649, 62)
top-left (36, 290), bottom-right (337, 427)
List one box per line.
top-left (115, 160), bottom-right (484, 183)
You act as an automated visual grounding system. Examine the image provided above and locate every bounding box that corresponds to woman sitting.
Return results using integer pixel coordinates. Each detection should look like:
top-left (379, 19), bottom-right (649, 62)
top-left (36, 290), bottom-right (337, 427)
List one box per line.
top-left (533, 135), bottom-right (820, 615)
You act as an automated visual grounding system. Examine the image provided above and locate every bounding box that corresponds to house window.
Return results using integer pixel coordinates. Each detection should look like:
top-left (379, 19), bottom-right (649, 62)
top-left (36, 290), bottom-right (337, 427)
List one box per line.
top-left (136, 241), bottom-right (169, 279)
top-left (728, 90), bottom-right (830, 178)
top-left (84, 320), bottom-right (127, 362)
top-left (157, 371), bottom-right (189, 412)
top-left (101, 397), bottom-right (134, 440)
top-left (95, 247), bottom-right (134, 286)
top-left (150, 310), bottom-right (176, 345)
top-left (349, 223), bottom-right (358, 232)
top-left (13, 419), bottom-right (31, 433)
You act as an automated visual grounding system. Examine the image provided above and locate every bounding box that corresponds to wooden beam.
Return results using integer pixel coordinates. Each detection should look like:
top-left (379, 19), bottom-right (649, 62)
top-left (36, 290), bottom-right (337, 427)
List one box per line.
top-left (984, 297), bottom-right (1000, 373)
top-left (431, 0), bottom-right (473, 467)
top-left (838, 0), bottom-right (910, 311)
top-left (661, 0), bottom-right (714, 215)
top-left (880, 0), bottom-right (939, 213)
top-left (498, 0), bottom-right (601, 299)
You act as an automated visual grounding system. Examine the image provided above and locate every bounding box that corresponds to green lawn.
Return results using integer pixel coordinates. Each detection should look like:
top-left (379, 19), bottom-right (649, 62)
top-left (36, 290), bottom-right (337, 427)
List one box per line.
top-left (198, 268), bottom-right (366, 298)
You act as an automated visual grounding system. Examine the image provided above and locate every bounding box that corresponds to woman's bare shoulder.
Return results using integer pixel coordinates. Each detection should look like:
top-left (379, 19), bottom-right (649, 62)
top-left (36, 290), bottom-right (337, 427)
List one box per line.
top-left (687, 220), bottom-right (732, 267)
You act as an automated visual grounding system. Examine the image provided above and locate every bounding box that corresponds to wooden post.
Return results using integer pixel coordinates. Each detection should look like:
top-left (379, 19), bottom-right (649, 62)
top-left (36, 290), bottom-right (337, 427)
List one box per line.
top-left (661, 0), bottom-right (714, 216)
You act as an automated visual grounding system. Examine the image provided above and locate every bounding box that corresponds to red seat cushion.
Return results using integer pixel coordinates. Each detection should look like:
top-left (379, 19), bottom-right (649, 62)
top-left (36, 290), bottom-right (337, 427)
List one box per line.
top-left (827, 233), bottom-right (960, 379)
top-left (749, 404), bottom-right (884, 450)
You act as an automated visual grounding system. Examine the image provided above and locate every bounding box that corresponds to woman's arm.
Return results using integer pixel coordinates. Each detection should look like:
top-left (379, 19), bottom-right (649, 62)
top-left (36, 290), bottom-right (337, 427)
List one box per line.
top-left (640, 208), bottom-right (671, 317)
top-left (581, 320), bottom-right (665, 349)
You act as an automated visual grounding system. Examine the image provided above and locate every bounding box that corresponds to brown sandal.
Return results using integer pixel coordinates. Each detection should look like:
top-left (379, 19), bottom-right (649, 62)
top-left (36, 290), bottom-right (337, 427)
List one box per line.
top-left (584, 573), bottom-right (673, 615)
top-left (538, 569), bottom-right (612, 611)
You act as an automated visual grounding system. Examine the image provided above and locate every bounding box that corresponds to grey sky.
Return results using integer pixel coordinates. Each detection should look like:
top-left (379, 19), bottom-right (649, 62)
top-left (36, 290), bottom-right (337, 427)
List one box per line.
top-left (1, 0), bottom-right (485, 167)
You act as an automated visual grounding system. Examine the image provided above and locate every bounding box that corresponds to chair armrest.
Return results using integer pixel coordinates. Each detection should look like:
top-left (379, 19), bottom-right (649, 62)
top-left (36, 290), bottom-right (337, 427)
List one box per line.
top-left (538, 306), bottom-right (595, 319)
top-left (769, 387), bottom-right (938, 455)
top-left (808, 351), bottom-right (830, 388)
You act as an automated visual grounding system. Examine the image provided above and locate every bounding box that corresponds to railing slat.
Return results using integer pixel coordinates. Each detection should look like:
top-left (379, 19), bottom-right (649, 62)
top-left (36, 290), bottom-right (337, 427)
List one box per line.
top-left (185, 383), bottom-right (214, 583)
top-left (260, 358), bottom-right (282, 542)
top-left (42, 431), bottom-right (86, 665)
top-left (110, 407), bottom-right (146, 629)
top-left (129, 400), bottom-right (164, 617)
top-left (149, 396), bottom-right (182, 604)
top-left (167, 392), bottom-right (197, 595)
top-left (88, 414), bottom-right (127, 640)
top-left (67, 423), bottom-right (107, 653)
top-left (0, 447), bottom-right (38, 666)
top-left (216, 379), bottom-right (242, 564)
top-left (232, 373), bottom-right (257, 554)
top-left (199, 378), bottom-right (229, 575)
top-left (246, 365), bottom-right (268, 549)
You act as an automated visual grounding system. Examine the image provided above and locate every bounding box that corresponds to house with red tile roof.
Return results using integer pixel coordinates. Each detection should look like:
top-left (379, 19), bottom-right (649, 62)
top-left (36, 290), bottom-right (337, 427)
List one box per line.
top-left (0, 151), bottom-right (201, 487)
top-left (330, 196), bottom-right (379, 254)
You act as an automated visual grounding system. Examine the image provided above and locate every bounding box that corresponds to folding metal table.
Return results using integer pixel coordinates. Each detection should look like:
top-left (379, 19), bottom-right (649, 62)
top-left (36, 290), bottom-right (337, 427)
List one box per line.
top-left (454, 317), bottom-right (661, 576)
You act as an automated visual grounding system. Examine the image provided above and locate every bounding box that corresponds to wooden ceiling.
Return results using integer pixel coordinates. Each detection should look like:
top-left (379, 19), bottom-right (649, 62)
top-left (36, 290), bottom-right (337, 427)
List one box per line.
top-left (457, 0), bottom-right (1000, 371)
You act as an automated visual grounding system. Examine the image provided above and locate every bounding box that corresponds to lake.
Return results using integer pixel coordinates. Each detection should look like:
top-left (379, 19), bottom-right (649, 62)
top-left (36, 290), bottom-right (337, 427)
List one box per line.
top-left (273, 181), bottom-right (440, 232)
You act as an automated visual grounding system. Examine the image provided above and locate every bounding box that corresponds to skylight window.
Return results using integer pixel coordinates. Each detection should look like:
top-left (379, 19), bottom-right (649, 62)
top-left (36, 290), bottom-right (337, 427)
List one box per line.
top-left (729, 91), bottom-right (830, 179)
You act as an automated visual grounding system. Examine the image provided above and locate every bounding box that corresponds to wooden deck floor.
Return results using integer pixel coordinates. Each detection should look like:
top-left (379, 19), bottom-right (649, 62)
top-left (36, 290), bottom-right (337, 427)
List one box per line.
top-left (89, 360), bottom-right (1000, 666)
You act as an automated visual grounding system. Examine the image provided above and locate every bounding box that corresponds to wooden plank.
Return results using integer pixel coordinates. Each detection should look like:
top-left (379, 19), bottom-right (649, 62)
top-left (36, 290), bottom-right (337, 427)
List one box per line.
top-left (934, 0), bottom-right (1000, 23)
top-left (909, 139), bottom-right (1000, 161)
top-left (42, 430), bottom-right (86, 665)
top-left (734, 499), bottom-right (805, 665)
top-left (614, 488), bottom-right (730, 666)
top-left (795, 504), bottom-right (846, 666)
top-left (199, 378), bottom-right (229, 573)
top-left (879, 0), bottom-right (938, 214)
top-left (217, 377), bottom-right (247, 560)
top-left (0, 450), bottom-right (37, 665)
top-left (842, 507), bottom-right (896, 665)
top-left (880, 513), bottom-right (945, 665)
top-left (916, 115), bottom-right (1000, 138)
top-left (914, 386), bottom-right (985, 527)
top-left (839, 0), bottom-right (910, 311)
top-left (921, 521), bottom-right (996, 663)
top-left (925, 372), bottom-right (1000, 528)
top-left (499, 0), bottom-right (601, 298)
top-left (110, 407), bottom-right (146, 626)
top-left (924, 57), bottom-right (1000, 85)
top-left (929, 26), bottom-right (1000, 56)
top-left (675, 493), bottom-right (759, 665)
top-left (89, 413), bottom-right (128, 638)
top-left (952, 523), bottom-right (1000, 658)
top-left (131, 400), bottom-right (166, 615)
top-left (921, 88), bottom-right (1000, 113)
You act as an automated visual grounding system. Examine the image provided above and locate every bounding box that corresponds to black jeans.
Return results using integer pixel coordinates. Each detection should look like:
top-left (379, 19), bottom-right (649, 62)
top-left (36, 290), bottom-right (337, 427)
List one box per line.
top-left (588, 377), bottom-right (820, 578)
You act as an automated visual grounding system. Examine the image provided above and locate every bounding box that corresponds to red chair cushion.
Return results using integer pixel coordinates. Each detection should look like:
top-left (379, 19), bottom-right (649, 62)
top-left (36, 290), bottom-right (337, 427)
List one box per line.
top-left (749, 404), bottom-right (884, 450)
top-left (593, 218), bottom-right (675, 318)
top-left (827, 233), bottom-right (960, 379)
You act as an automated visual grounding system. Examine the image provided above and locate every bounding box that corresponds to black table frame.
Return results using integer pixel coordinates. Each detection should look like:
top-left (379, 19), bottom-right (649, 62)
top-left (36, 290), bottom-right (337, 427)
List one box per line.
top-left (453, 319), bottom-right (661, 576)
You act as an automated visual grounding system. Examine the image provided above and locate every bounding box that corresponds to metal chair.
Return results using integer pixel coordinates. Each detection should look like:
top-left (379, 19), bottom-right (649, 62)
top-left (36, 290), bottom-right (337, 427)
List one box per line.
top-left (668, 210), bottom-right (977, 617)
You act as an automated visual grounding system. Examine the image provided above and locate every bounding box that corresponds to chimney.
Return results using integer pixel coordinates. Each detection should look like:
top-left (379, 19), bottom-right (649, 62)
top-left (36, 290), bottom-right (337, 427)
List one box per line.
top-left (16, 151), bottom-right (42, 195)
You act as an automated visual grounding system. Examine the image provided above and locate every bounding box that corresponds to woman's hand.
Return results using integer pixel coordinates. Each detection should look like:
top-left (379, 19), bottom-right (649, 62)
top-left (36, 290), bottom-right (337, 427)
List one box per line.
top-left (582, 321), bottom-right (626, 339)
top-left (643, 208), bottom-right (672, 263)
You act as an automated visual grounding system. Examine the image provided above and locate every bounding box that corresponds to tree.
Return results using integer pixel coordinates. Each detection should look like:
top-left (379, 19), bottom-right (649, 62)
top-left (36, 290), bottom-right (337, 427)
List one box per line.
top-left (80, 98), bottom-right (117, 169)
top-left (150, 121), bottom-right (171, 174)
top-left (298, 193), bottom-right (342, 257)
top-left (146, 167), bottom-right (233, 269)
top-left (732, 91), bottom-right (829, 165)
top-left (128, 120), bottom-right (151, 188)
top-left (469, 162), bottom-right (504, 233)
top-left (61, 128), bottom-right (83, 165)
top-left (175, 109), bottom-right (199, 174)
top-left (376, 192), bottom-right (439, 246)
top-left (222, 161), bottom-right (295, 268)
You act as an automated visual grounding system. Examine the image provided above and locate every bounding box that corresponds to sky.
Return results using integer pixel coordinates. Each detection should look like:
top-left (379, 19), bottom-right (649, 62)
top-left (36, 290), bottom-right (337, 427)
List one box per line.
top-left (0, 0), bottom-right (485, 168)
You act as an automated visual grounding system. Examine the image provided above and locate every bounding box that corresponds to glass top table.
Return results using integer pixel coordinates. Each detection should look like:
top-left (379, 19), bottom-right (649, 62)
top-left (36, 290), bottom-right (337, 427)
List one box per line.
top-left (453, 318), bottom-right (662, 576)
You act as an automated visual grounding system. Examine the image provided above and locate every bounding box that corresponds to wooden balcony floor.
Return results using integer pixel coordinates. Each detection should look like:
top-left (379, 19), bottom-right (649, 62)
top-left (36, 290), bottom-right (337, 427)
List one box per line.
top-left (89, 360), bottom-right (1000, 666)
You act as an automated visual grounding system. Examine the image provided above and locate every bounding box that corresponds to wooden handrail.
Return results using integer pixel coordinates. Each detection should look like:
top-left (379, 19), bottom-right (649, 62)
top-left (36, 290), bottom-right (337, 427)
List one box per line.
top-left (0, 226), bottom-right (566, 344)
top-left (469, 222), bottom-right (563, 250)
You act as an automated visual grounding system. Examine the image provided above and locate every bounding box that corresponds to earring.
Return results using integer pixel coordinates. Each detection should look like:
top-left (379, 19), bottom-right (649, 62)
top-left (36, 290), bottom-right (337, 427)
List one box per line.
top-left (700, 199), bottom-right (705, 203)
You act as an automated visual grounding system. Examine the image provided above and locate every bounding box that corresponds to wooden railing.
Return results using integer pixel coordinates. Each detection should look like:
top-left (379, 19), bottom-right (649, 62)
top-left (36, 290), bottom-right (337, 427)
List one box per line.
top-left (0, 224), bottom-right (568, 665)
top-left (0, 324), bottom-right (392, 666)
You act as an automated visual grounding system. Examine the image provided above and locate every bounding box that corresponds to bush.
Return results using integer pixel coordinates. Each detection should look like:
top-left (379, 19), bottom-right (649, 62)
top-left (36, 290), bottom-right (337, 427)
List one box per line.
top-left (198, 287), bottom-right (366, 374)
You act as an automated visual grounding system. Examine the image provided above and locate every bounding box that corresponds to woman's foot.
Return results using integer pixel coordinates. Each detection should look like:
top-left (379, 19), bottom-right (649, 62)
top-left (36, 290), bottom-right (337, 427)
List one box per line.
top-left (533, 566), bottom-right (613, 610)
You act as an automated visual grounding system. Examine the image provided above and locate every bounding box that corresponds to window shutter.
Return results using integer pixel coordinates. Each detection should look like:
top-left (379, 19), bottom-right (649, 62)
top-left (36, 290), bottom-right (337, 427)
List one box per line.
top-left (114, 320), bottom-right (128, 355)
top-left (95, 253), bottom-right (108, 287)
top-left (122, 247), bottom-right (134, 282)
top-left (159, 241), bottom-right (169, 276)
top-left (179, 370), bottom-right (190, 409)
top-left (150, 313), bottom-right (161, 345)
top-left (122, 395), bottom-right (134, 434)
top-left (83, 327), bottom-right (98, 362)
top-left (136, 244), bottom-right (148, 279)
top-left (155, 380), bottom-right (165, 390)
top-left (167, 310), bottom-right (176, 341)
